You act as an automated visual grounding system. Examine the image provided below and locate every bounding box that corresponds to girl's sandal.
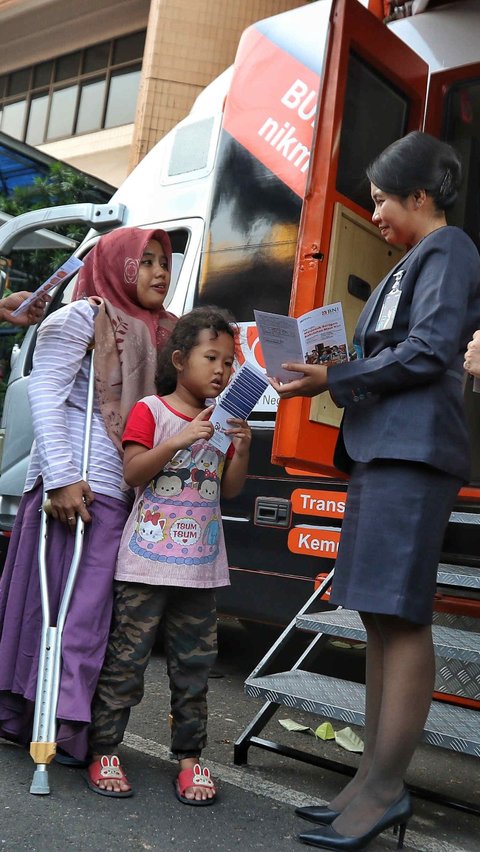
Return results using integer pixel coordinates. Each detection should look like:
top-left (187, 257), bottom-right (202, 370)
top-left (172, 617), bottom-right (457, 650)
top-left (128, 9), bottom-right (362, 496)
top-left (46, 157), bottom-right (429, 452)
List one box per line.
top-left (86, 755), bottom-right (133, 798)
top-left (174, 763), bottom-right (217, 806)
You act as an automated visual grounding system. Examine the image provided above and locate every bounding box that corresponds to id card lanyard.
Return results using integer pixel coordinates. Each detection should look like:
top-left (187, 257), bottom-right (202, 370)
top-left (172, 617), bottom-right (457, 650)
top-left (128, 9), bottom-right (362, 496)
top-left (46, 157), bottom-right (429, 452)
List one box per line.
top-left (352, 231), bottom-right (438, 358)
top-left (375, 270), bottom-right (404, 332)
top-left (352, 265), bottom-right (405, 359)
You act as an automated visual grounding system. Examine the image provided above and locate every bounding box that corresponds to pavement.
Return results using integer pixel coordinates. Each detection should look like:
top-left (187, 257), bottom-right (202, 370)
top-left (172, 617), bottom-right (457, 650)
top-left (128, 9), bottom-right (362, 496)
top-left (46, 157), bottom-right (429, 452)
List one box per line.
top-left (1, 618), bottom-right (478, 851)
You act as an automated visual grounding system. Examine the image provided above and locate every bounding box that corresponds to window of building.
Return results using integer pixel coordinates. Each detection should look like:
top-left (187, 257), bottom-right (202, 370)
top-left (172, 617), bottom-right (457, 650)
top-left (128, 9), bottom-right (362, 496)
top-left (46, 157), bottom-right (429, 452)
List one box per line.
top-left (33, 62), bottom-right (53, 89)
top-left (8, 69), bottom-right (31, 97)
top-left (25, 94), bottom-right (49, 145)
top-left (105, 68), bottom-right (141, 128)
top-left (47, 86), bottom-right (79, 140)
top-left (2, 101), bottom-right (26, 139)
top-left (84, 42), bottom-right (111, 74)
top-left (76, 79), bottom-right (106, 135)
top-left (0, 30), bottom-right (145, 144)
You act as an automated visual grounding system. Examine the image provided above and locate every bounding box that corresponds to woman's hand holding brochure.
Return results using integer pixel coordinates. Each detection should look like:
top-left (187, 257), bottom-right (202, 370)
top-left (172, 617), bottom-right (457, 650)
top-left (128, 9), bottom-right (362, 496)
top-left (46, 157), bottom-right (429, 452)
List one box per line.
top-left (268, 362), bottom-right (329, 399)
top-left (11, 256), bottom-right (83, 319)
top-left (254, 301), bottom-right (348, 397)
top-left (0, 290), bottom-right (50, 326)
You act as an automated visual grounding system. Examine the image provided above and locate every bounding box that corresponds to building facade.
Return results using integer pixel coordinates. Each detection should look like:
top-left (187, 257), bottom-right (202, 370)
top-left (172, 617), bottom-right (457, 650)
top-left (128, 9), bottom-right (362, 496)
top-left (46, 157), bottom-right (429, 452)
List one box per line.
top-left (0, 0), bottom-right (304, 187)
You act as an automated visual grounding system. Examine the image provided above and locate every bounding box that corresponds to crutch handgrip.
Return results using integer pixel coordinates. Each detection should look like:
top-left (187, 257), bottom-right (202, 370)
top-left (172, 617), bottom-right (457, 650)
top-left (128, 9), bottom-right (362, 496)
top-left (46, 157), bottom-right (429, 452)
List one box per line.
top-left (42, 498), bottom-right (53, 516)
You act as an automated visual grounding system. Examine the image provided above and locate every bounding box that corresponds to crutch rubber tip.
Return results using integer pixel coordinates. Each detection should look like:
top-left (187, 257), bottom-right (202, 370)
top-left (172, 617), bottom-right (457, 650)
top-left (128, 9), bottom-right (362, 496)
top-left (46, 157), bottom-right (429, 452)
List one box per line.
top-left (30, 769), bottom-right (50, 795)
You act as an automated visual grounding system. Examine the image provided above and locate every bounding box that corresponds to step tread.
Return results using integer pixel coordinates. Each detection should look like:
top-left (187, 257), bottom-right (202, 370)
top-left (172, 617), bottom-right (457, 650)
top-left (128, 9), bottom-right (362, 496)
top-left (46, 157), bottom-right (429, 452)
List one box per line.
top-left (437, 562), bottom-right (480, 588)
top-left (245, 670), bottom-right (480, 755)
top-left (296, 610), bottom-right (480, 663)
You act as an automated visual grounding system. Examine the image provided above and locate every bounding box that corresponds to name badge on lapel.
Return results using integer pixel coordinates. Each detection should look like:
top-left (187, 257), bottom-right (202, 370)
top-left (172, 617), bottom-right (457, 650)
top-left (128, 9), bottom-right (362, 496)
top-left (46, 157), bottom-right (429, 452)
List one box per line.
top-left (375, 270), bottom-right (404, 332)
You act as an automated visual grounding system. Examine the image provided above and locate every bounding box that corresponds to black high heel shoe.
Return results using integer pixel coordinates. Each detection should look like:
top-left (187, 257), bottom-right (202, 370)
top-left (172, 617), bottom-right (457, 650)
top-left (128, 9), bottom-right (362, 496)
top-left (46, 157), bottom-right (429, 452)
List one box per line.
top-left (298, 789), bottom-right (412, 850)
top-left (295, 805), bottom-right (340, 826)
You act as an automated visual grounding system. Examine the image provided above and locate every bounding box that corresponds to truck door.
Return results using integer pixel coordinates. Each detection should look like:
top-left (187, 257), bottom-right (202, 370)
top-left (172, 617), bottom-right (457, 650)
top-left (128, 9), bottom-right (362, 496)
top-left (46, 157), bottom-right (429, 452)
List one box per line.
top-left (271, 0), bottom-right (429, 476)
top-left (424, 64), bottom-right (480, 496)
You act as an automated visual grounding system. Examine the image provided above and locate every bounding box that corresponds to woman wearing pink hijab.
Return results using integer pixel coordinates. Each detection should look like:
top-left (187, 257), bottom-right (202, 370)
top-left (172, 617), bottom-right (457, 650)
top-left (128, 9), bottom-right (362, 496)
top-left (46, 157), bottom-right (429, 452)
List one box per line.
top-left (0, 227), bottom-right (176, 762)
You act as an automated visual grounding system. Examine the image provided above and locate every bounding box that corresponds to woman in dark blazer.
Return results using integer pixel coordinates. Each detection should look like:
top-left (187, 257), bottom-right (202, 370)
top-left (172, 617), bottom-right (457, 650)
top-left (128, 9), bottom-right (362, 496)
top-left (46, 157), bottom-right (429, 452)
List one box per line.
top-left (270, 131), bottom-right (480, 851)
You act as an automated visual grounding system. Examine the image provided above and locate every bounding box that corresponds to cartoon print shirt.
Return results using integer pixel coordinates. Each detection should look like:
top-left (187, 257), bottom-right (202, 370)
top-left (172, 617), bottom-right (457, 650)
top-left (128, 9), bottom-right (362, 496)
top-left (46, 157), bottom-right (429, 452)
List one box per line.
top-left (114, 395), bottom-right (233, 588)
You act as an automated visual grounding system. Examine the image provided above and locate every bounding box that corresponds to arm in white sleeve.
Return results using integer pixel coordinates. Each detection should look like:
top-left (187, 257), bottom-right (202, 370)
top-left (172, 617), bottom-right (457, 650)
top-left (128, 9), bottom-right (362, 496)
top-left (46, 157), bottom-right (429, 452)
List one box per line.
top-left (28, 300), bottom-right (95, 491)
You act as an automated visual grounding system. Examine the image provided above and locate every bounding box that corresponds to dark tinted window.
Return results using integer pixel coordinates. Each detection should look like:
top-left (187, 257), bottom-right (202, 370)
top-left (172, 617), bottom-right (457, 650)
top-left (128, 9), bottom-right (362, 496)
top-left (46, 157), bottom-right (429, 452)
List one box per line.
top-left (336, 53), bottom-right (408, 211)
top-left (443, 77), bottom-right (480, 251)
top-left (8, 69), bottom-right (31, 97)
top-left (113, 31), bottom-right (146, 64)
top-left (33, 61), bottom-right (53, 88)
top-left (84, 42), bottom-right (110, 74)
top-left (55, 52), bottom-right (82, 82)
top-left (443, 77), bottom-right (480, 484)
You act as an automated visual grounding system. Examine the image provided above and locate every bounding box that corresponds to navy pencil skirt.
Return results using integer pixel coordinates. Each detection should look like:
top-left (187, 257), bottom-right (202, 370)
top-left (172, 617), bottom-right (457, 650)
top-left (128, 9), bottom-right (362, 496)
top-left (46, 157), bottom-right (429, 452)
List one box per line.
top-left (329, 460), bottom-right (463, 625)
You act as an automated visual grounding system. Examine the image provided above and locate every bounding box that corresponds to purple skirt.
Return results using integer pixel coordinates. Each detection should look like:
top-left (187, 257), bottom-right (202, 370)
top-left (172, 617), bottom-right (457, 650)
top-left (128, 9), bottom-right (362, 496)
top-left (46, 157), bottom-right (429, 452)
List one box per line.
top-left (0, 482), bottom-right (130, 759)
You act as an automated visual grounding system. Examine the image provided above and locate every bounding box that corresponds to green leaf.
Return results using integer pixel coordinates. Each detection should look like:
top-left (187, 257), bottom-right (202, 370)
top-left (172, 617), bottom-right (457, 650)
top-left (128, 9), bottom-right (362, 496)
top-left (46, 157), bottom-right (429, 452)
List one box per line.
top-left (314, 722), bottom-right (335, 740)
top-left (279, 718), bottom-right (311, 732)
top-left (334, 727), bottom-right (364, 753)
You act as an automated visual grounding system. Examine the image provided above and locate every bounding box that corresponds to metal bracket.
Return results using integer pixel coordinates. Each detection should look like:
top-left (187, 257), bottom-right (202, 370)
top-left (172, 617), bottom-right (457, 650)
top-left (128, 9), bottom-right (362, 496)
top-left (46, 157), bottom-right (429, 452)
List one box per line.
top-left (0, 203), bottom-right (126, 255)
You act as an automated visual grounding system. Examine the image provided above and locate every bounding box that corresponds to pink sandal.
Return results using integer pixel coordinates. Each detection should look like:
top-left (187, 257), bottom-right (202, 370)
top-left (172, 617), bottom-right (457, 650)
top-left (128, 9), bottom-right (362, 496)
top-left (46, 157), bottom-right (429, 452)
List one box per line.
top-left (174, 763), bottom-right (217, 806)
top-left (87, 755), bottom-right (133, 798)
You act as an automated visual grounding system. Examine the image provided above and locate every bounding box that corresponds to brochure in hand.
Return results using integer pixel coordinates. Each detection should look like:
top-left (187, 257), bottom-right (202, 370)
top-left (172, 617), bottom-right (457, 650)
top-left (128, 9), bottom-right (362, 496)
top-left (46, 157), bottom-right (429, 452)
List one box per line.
top-left (208, 361), bottom-right (269, 452)
top-left (254, 302), bottom-right (349, 383)
top-left (11, 255), bottom-right (84, 317)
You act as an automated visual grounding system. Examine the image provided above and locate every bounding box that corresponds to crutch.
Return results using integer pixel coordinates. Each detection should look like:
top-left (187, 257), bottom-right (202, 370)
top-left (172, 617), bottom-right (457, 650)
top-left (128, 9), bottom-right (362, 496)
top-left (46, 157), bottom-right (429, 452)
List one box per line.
top-left (30, 347), bottom-right (95, 795)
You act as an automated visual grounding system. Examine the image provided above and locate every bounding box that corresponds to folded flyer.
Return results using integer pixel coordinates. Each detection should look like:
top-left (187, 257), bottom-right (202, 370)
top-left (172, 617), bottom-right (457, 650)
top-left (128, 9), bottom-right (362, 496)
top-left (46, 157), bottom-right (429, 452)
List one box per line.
top-left (209, 361), bottom-right (269, 452)
top-left (11, 255), bottom-right (84, 317)
top-left (254, 302), bottom-right (349, 383)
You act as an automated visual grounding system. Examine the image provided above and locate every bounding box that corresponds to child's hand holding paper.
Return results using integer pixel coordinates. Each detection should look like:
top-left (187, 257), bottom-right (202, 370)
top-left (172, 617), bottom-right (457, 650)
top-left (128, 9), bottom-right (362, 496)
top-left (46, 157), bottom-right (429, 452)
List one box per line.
top-left (209, 362), bottom-right (269, 451)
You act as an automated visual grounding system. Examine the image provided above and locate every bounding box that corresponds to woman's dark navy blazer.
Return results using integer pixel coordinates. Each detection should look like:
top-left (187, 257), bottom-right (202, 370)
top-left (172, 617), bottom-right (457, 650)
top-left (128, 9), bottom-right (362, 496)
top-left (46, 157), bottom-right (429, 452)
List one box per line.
top-left (328, 226), bottom-right (480, 481)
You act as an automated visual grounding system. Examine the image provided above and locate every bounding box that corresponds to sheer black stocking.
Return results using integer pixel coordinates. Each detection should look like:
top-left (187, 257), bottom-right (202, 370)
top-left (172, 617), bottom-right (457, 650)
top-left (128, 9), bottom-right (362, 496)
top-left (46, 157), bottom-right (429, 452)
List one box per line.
top-left (329, 613), bottom-right (435, 837)
top-left (329, 612), bottom-right (383, 812)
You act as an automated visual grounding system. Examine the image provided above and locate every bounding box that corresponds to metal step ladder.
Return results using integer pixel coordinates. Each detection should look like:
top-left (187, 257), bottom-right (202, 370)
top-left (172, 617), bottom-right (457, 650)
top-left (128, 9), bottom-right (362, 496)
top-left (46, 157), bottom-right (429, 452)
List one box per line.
top-left (234, 562), bottom-right (480, 815)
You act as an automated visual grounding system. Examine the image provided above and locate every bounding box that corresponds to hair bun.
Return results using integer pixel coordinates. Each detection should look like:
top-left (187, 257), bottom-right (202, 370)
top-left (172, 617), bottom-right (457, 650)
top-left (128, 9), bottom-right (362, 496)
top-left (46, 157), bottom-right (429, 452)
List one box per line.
top-left (366, 131), bottom-right (461, 212)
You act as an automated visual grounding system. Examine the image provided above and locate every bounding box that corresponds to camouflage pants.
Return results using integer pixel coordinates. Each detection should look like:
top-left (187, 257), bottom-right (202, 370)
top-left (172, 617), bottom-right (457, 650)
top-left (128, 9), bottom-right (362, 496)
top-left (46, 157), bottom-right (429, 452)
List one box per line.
top-left (89, 581), bottom-right (217, 759)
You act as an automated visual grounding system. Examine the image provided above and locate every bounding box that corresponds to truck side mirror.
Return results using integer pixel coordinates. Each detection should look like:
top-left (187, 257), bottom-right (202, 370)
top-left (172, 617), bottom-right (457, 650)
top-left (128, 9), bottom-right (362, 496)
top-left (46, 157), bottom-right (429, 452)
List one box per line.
top-left (348, 274), bottom-right (371, 302)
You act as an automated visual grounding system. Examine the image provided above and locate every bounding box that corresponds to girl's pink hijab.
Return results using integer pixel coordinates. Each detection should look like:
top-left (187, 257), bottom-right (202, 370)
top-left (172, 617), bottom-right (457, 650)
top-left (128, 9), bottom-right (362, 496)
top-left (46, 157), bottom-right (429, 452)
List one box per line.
top-left (72, 226), bottom-right (177, 451)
